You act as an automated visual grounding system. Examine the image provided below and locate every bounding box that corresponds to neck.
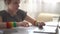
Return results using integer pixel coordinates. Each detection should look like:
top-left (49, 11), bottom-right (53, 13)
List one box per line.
top-left (7, 9), bottom-right (17, 16)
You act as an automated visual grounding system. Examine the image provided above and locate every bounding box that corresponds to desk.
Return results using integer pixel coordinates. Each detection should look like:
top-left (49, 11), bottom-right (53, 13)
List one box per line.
top-left (0, 22), bottom-right (58, 34)
top-left (1, 26), bottom-right (56, 34)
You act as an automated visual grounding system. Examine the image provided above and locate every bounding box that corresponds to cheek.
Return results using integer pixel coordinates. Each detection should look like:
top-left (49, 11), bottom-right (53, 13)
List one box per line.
top-left (12, 5), bottom-right (16, 8)
top-left (13, 5), bottom-right (18, 8)
top-left (12, 5), bottom-right (18, 10)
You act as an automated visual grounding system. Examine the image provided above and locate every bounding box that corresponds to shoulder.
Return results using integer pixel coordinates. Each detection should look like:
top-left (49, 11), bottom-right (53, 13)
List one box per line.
top-left (17, 9), bottom-right (27, 15)
top-left (0, 10), bottom-right (6, 13)
top-left (18, 9), bottom-right (27, 13)
top-left (0, 10), bottom-right (6, 16)
top-left (17, 9), bottom-right (27, 20)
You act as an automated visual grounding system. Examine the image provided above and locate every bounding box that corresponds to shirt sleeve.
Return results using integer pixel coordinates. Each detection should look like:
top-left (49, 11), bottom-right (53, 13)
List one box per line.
top-left (0, 10), bottom-right (6, 16)
top-left (0, 11), bottom-right (2, 16)
top-left (17, 9), bottom-right (27, 20)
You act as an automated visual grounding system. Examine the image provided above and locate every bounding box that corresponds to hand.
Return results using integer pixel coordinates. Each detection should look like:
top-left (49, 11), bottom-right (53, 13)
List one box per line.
top-left (38, 22), bottom-right (45, 26)
top-left (37, 22), bottom-right (45, 29)
top-left (18, 21), bottom-right (29, 27)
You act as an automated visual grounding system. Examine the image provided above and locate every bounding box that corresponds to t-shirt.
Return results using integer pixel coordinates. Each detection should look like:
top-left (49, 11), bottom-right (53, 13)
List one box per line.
top-left (0, 9), bottom-right (27, 22)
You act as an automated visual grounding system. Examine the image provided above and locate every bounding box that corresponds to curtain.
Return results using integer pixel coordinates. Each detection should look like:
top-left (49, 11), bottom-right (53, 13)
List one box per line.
top-left (19, 0), bottom-right (60, 18)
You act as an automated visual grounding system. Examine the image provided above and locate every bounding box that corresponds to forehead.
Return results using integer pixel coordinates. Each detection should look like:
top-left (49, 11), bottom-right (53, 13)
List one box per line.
top-left (11, 0), bottom-right (20, 3)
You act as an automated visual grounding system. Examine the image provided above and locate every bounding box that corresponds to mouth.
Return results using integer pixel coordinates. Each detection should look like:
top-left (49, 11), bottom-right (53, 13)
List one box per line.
top-left (15, 7), bottom-right (18, 10)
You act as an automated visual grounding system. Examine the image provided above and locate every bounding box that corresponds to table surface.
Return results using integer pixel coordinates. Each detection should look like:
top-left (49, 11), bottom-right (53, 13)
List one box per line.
top-left (0, 22), bottom-right (58, 34)
top-left (1, 26), bottom-right (56, 34)
top-left (58, 28), bottom-right (60, 34)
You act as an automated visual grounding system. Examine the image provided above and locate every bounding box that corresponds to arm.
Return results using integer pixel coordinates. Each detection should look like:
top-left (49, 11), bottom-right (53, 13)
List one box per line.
top-left (0, 16), bottom-right (29, 29)
top-left (0, 16), bottom-right (6, 29)
top-left (25, 15), bottom-right (37, 25)
top-left (0, 16), bottom-right (2, 22)
top-left (25, 15), bottom-right (45, 26)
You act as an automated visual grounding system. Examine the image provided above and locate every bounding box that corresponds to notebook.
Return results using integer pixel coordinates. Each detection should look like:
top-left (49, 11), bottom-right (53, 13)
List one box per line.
top-left (33, 26), bottom-right (57, 34)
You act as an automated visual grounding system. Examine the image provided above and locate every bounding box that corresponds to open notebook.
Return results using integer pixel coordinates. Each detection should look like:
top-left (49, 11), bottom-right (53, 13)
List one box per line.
top-left (45, 22), bottom-right (58, 27)
top-left (33, 26), bottom-right (57, 34)
top-left (33, 22), bottom-right (58, 34)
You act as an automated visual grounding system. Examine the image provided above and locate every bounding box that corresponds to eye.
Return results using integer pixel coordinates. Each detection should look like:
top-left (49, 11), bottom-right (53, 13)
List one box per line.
top-left (13, 2), bottom-right (19, 5)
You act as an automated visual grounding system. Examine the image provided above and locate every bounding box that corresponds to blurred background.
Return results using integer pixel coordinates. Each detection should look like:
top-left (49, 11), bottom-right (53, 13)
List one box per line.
top-left (0, 0), bottom-right (60, 22)
top-left (0, 0), bottom-right (60, 34)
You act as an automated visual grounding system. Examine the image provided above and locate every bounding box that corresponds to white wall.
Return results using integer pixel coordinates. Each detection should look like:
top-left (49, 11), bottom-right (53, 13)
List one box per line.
top-left (0, 0), bottom-right (5, 11)
top-left (19, 0), bottom-right (60, 19)
top-left (0, 0), bottom-right (60, 18)
top-left (41, 0), bottom-right (60, 14)
top-left (20, 0), bottom-right (37, 18)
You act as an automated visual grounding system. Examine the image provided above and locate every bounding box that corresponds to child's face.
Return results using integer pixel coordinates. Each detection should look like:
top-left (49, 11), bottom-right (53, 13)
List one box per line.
top-left (8, 0), bottom-right (20, 11)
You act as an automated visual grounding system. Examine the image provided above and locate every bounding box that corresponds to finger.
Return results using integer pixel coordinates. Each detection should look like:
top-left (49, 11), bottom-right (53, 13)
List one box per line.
top-left (26, 24), bottom-right (29, 27)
